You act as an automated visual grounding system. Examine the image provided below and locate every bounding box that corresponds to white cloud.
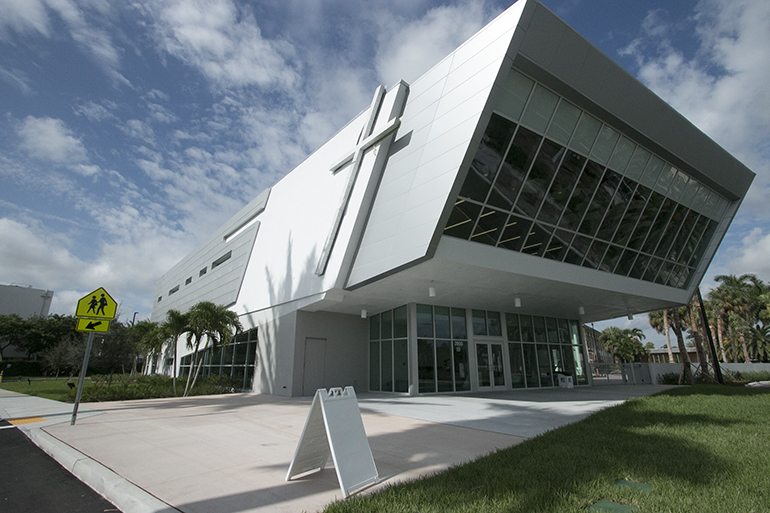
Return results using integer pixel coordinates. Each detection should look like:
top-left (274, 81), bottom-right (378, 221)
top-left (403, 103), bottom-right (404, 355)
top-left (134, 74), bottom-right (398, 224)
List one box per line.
top-left (723, 227), bottom-right (770, 283)
top-left (146, 102), bottom-right (178, 124)
top-left (621, 0), bottom-right (770, 291)
top-left (17, 116), bottom-right (88, 164)
top-left (0, 0), bottom-right (51, 39)
top-left (374, 1), bottom-right (493, 84)
top-left (149, 0), bottom-right (300, 90)
top-left (0, 65), bottom-right (33, 94)
top-left (74, 100), bottom-right (117, 122)
top-left (0, 207), bottom-right (194, 319)
top-left (0, 0), bottom-right (126, 84)
top-left (45, 0), bottom-right (125, 83)
top-left (71, 164), bottom-right (101, 176)
top-left (622, 0), bottom-right (770, 216)
top-left (120, 119), bottom-right (156, 144)
top-left (0, 218), bottom-right (84, 290)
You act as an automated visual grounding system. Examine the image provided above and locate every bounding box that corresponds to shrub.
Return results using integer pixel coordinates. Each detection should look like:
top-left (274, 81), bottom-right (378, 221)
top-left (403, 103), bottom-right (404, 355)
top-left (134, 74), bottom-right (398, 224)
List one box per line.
top-left (76, 373), bottom-right (242, 402)
top-left (658, 372), bottom-right (681, 385)
top-left (1, 361), bottom-right (44, 377)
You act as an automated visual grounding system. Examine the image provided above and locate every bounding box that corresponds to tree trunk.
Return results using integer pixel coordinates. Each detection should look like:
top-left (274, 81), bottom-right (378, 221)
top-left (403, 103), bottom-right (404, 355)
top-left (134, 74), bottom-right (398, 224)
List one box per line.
top-left (729, 325), bottom-right (738, 363)
top-left (716, 316), bottom-right (727, 362)
top-left (688, 302), bottom-right (711, 380)
top-left (672, 309), bottom-right (694, 385)
top-left (183, 340), bottom-right (200, 397)
top-left (664, 309), bottom-right (674, 363)
top-left (187, 356), bottom-right (206, 397)
top-left (182, 339), bottom-right (201, 397)
top-left (740, 330), bottom-right (751, 364)
top-left (172, 336), bottom-right (178, 397)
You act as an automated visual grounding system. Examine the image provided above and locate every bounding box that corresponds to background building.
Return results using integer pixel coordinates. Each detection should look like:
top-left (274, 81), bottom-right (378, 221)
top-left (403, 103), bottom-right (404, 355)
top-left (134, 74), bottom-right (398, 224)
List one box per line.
top-left (0, 283), bottom-right (54, 360)
top-left (0, 283), bottom-right (54, 319)
top-left (151, 0), bottom-right (753, 396)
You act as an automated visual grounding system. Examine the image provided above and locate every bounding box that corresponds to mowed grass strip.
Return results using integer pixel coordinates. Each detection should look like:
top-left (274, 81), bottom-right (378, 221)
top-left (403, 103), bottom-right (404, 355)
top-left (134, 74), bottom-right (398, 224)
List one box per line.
top-left (0, 378), bottom-right (74, 402)
top-left (324, 386), bottom-right (770, 513)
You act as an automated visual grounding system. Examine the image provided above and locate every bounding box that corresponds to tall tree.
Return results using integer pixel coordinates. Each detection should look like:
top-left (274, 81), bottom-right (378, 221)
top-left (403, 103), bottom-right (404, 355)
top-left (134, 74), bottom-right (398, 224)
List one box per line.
top-left (161, 309), bottom-right (188, 396)
top-left (687, 296), bottom-right (712, 380)
top-left (130, 320), bottom-right (161, 375)
top-left (0, 314), bottom-right (26, 361)
top-left (20, 314), bottom-right (77, 358)
top-left (183, 302), bottom-right (242, 397)
top-left (670, 307), bottom-right (694, 385)
top-left (748, 323), bottom-right (770, 362)
top-left (649, 310), bottom-right (675, 363)
top-left (713, 274), bottom-right (764, 364)
top-left (598, 327), bottom-right (647, 363)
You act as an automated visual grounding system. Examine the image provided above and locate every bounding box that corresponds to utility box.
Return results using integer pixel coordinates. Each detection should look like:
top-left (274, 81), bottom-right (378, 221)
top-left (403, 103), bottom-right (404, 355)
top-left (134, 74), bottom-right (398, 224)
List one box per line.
top-left (558, 374), bottom-right (574, 388)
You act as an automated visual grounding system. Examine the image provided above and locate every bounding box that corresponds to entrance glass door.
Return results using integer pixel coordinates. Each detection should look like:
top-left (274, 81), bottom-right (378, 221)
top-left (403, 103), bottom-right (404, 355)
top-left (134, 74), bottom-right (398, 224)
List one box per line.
top-left (476, 342), bottom-right (506, 389)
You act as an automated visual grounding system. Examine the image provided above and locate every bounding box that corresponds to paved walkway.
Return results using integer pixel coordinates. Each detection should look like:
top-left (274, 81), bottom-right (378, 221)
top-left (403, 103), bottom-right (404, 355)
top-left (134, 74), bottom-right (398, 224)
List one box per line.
top-left (0, 385), bottom-right (673, 513)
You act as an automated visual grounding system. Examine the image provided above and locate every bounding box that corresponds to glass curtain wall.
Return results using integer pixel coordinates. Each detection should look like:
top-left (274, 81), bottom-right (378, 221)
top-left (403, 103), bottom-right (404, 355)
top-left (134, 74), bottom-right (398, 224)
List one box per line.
top-left (506, 314), bottom-right (588, 387)
top-left (369, 306), bottom-right (409, 392)
top-left (178, 327), bottom-right (258, 391)
top-left (444, 68), bottom-right (729, 290)
top-left (416, 304), bottom-right (471, 393)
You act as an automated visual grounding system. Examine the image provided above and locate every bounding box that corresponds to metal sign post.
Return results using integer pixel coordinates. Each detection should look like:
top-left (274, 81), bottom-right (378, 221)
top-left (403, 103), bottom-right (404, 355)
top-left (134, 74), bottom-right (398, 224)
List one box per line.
top-left (70, 286), bottom-right (117, 425)
top-left (71, 332), bottom-right (95, 425)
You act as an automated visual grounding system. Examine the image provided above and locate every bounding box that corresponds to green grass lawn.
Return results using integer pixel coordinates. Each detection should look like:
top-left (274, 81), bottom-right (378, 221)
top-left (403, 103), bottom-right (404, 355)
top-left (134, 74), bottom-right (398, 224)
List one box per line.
top-left (0, 377), bottom-right (75, 402)
top-left (325, 386), bottom-right (770, 513)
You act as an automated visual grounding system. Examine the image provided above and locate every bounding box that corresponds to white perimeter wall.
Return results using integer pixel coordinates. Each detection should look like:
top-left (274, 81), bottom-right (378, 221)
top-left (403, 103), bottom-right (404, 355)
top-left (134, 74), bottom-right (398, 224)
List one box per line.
top-left (646, 362), bottom-right (770, 385)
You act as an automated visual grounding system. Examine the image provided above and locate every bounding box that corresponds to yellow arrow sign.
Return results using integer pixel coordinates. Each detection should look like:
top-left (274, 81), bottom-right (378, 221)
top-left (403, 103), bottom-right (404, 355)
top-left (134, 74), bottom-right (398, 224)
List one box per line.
top-left (76, 318), bottom-right (111, 333)
top-left (75, 287), bottom-right (117, 320)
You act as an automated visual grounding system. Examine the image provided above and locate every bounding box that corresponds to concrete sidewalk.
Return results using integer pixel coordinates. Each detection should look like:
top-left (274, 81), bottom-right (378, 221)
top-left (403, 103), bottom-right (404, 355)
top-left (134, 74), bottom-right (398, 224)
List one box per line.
top-left (1, 385), bottom-right (672, 513)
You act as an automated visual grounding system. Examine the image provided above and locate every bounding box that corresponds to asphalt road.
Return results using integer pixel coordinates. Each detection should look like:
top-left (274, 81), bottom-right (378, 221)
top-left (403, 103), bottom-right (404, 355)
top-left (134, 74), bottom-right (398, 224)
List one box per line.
top-left (0, 419), bottom-right (119, 513)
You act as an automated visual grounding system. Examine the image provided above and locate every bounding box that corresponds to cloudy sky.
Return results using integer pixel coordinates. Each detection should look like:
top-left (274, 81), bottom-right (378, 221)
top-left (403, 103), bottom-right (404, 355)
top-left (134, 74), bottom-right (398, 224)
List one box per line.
top-left (1, 0), bottom-right (768, 345)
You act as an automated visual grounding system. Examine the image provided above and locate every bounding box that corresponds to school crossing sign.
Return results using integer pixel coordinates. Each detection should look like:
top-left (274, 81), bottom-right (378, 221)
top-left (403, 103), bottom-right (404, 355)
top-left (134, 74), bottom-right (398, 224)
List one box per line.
top-left (75, 287), bottom-right (117, 333)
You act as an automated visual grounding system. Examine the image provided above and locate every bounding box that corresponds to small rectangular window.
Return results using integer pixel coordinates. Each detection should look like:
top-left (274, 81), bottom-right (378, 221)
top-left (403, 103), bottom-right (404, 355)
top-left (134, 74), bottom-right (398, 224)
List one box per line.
top-left (157, 296), bottom-right (162, 302)
top-left (168, 285), bottom-right (179, 295)
top-left (199, 267), bottom-right (207, 277)
top-left (185, 277), bottom-right (192, 285)
top-left (211, 250), bottom-right (232, 269)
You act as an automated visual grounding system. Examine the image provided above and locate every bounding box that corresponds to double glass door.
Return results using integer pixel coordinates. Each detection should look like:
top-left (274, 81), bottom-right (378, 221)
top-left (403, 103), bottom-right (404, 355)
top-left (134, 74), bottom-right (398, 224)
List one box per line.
top-left (476, 342), bottom-right (506, 389)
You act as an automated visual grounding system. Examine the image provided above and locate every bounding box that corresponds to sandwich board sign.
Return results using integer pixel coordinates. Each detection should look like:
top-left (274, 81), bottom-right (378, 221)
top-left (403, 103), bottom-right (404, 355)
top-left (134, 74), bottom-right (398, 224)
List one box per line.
top-left (286, 387), bottom-right (378, 498)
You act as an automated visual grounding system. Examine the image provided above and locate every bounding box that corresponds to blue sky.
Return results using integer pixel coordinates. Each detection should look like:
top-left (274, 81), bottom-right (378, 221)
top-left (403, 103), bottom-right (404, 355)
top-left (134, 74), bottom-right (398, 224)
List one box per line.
top-left (1, 0), bottom-right (768, 346)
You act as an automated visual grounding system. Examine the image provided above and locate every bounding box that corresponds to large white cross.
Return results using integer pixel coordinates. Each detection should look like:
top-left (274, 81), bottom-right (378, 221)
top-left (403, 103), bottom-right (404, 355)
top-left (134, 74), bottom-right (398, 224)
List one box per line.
top-left (315, 85), bottom-right (403, 276)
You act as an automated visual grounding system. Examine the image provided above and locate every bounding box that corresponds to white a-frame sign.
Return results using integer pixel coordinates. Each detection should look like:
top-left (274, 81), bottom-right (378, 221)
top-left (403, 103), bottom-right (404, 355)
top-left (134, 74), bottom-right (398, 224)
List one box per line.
top-left (286, 387), bottom-right (378, 498)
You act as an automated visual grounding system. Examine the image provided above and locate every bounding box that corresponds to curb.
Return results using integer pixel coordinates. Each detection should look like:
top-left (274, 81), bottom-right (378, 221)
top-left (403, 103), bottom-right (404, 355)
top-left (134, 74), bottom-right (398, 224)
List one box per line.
top-left (24, 428), bottom-right (179, 513)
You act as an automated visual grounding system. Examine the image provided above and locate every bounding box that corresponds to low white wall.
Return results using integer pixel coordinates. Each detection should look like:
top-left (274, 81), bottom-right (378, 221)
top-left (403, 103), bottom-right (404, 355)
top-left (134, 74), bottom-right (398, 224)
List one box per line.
top-left (721, 363), bottom-right (770, 375)
top-left (644, 362), bottom-right (770, 384)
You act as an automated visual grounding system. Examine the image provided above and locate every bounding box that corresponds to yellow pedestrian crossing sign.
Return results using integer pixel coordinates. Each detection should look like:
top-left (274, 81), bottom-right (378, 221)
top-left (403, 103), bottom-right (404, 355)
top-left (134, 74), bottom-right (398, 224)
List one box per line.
top-left (75, 287), bottom-right (117, 320)
top-left (76, 318), bottom-right (111, 333)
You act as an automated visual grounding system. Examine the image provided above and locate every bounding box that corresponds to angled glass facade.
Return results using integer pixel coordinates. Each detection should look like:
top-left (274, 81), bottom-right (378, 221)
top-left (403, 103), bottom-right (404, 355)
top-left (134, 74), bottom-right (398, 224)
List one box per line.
top-left (444, 69), bottom-right (729, 289)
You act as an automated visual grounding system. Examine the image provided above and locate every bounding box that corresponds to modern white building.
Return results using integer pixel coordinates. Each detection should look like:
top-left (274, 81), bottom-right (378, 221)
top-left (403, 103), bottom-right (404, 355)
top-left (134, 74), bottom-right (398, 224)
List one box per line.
top-left (151, 0), bottom-right (753, 396)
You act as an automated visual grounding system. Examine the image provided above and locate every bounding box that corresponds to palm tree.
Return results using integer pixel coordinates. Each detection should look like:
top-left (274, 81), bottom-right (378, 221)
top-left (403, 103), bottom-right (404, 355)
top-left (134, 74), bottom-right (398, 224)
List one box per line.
top-left (131, 320), bottom-right (161, 375)
top-left (748, 323), bottom-right (770, 362)
top-left (162, 309), bottom-right (189, 396)
top-left (183, 302), bottom-right (242, 397)
top-left (713, 274), bottom-right (765, 364)
top-left (670, 307), bottom-right (694, 384)
top-left (706, 291), bottom-right (728, 362)
top-left (687, 296), bottom-right (712, 380)
top-left (598, 327), bottom-right (647, 363)
top-left (649, 310), bottom-right (675, 363)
